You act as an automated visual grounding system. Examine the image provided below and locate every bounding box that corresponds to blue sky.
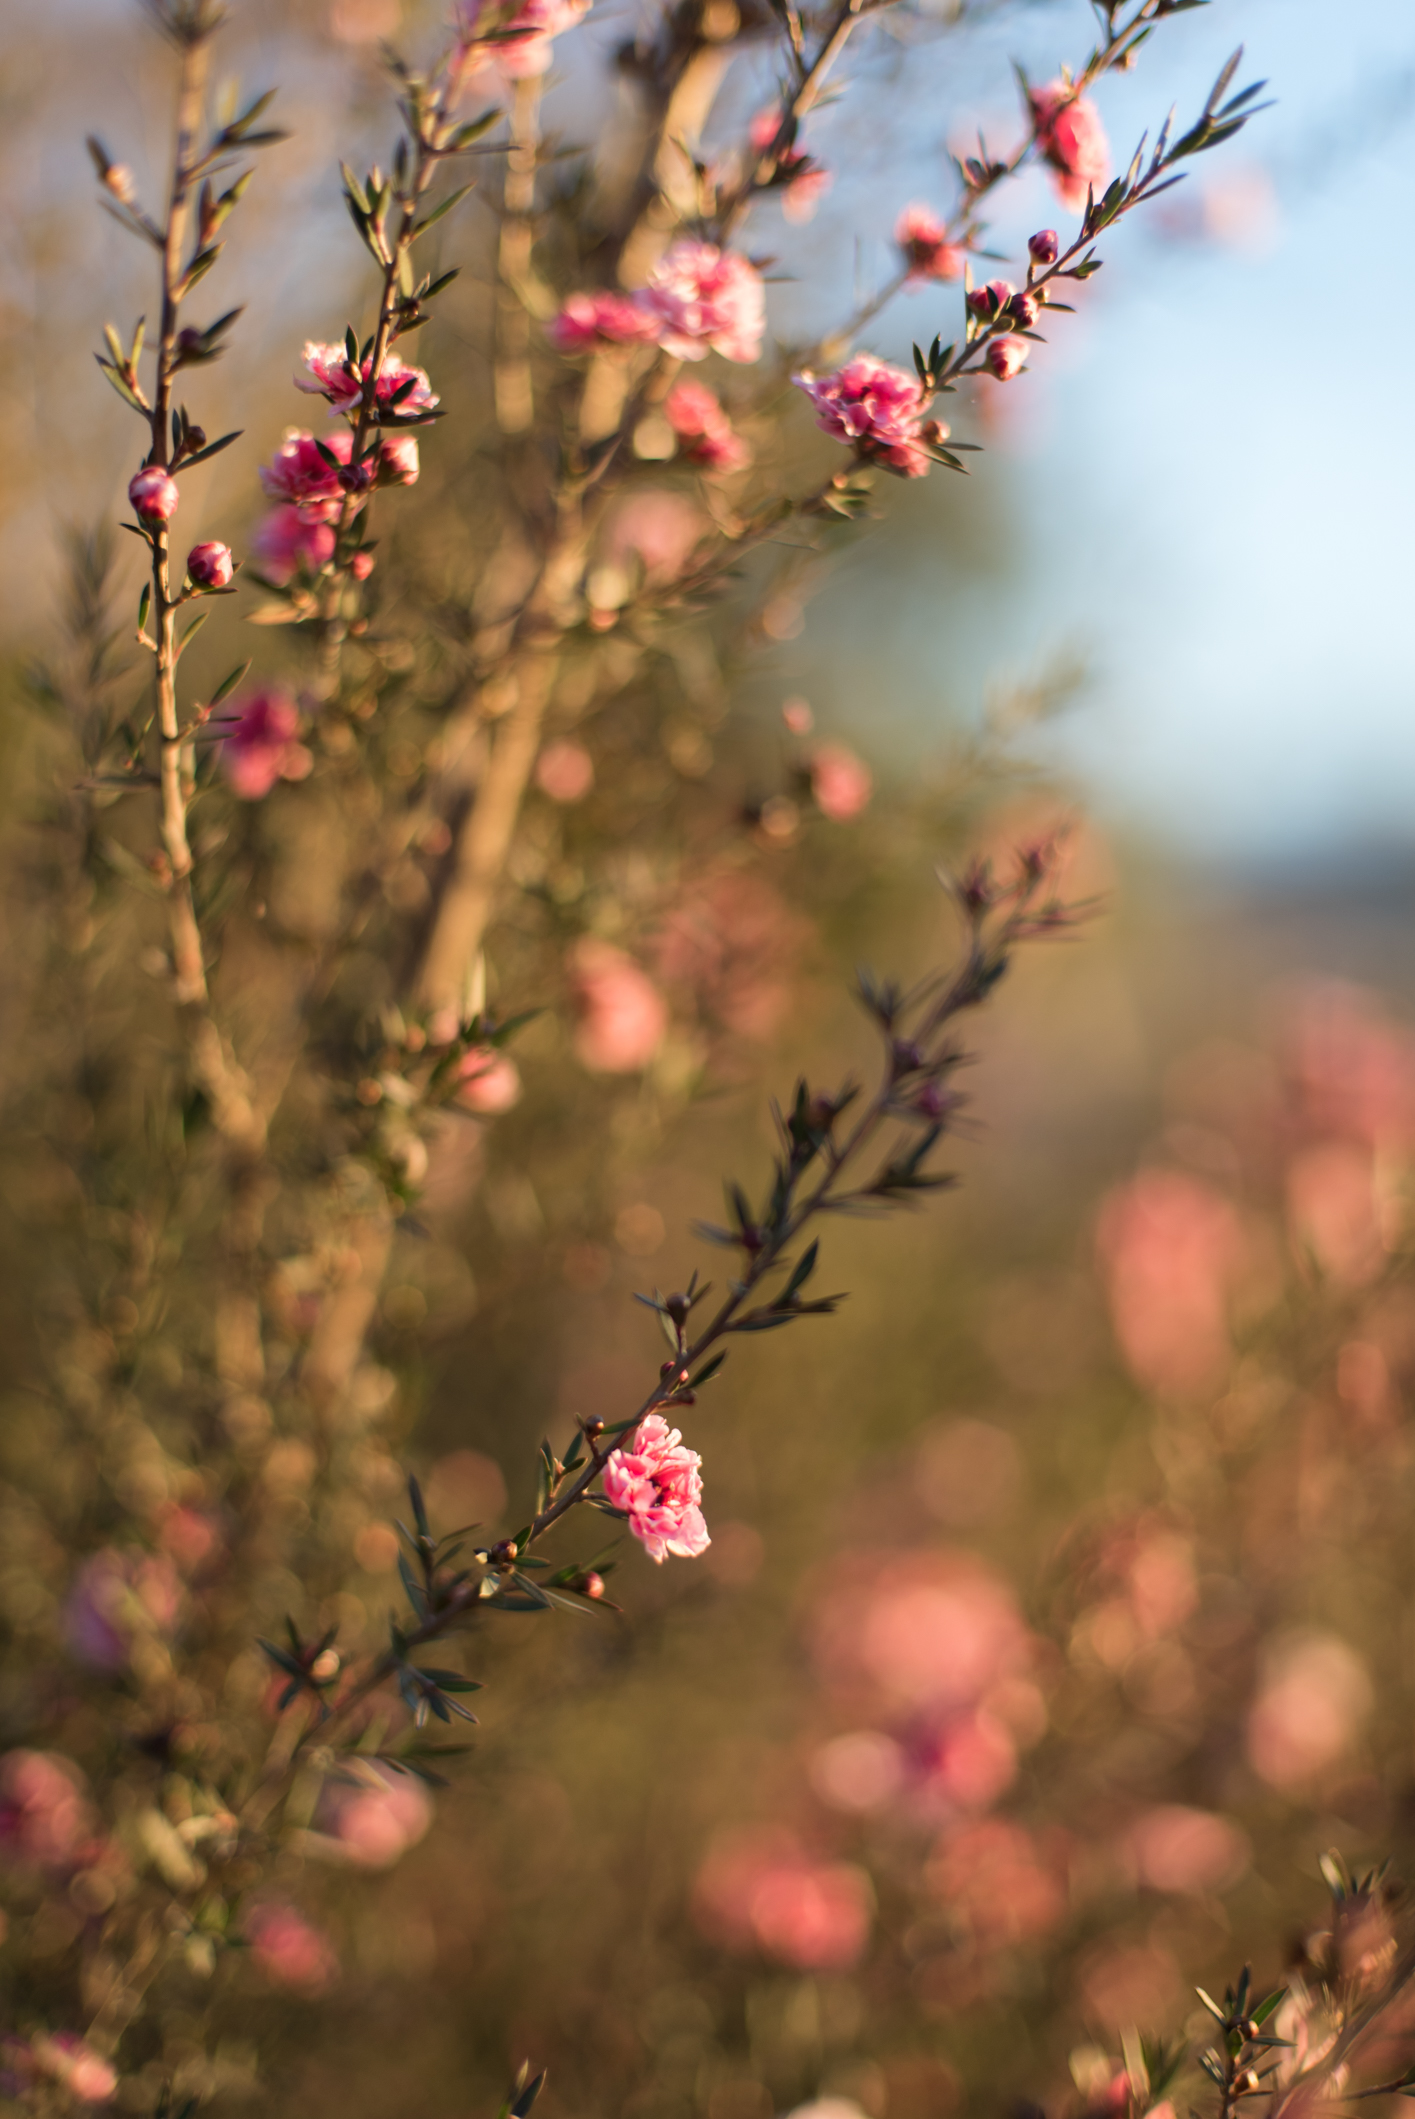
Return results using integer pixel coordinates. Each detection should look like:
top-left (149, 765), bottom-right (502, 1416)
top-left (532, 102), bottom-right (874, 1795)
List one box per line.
top-left (744, 0), bottom-right (1415, 863)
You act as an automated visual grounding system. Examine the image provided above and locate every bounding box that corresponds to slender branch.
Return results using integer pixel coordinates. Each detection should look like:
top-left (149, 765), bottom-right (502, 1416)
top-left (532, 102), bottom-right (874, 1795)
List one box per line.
top-left (494, 76), bottom-right (543, 436)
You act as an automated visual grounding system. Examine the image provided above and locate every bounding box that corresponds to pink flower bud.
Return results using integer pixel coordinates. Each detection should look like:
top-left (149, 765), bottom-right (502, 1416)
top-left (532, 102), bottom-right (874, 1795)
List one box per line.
top-left (984, 334), bottom-right (1028, 381)
top-left (1007, 290), bottom-right (1039, 328)
top-left (186, 541), bottom-right (233, 590)
top-left (967, 279), bottom-right (1014, 321)
top-left (1028, 228), bottom-right (1059, 266)
top-left (32, 2033), bottom-right (116, 2105)
top-left (128, 466), bottom-right (179, 525)
top-left (376, 434), bottom-right (420, 487)
top-left (350, 550), bottom-right (376, 581)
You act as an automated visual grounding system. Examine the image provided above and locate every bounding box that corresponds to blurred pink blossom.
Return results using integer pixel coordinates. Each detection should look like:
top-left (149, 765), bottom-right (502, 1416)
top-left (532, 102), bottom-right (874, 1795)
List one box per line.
top-left (317, 1762), bottom-right (433, 1867)
top-left (249, 507), bottom-right (335, 586)
top-left (811, 1552), bottom-right (1032, 1715)
top-left (693, 1825), bottom-right (873, 1968)
top-left (1123, 1805), bottom-right (1249, 1895)
top-left (1287, 1143), bottom-right (1386, 1285)
top-left (1096, 1170), bottom-right (1248, 1394)
top-left (927, 1817), bottom-right (1065, 1946)
top-left (32, 2034), bottom-right (116, 2104)
top-left (535, 738), bottom-right (595, 802)
top-left (654, 868), bottom-right (807, 1043)
top-left (455, 0), bottom-right (592, 79)
top-left (456, 1046), bottom-right (522, 1114)
top-left (603, 1412), bottom-right (709, 1562)
top-left (220, 690), bottom-right (315, 802)
top-left (246, 1902), bottom-right (339, 1993)
top-left (1282, 982), bottom-right (1415, 1150)
top-left (64, 1550), bottom-right (181, 1673)
top-left (606, 491), bottom-right (705, 581)
top-left (908, 1705), bottom-right (1018, 1812)
top-left (895, 204), bottom-right (964, 282)
top-left (1030, 82), bottom-right (1110, 211)
top-left (748, 109), bottom-right (831, 222)
top-left (547, 291), bottom-right (662, 354)
top-left (665, 381), bottom-right (751, 471)
top-left (0, 1751), bottom-right (95, 1869)
top-left (642, 241), bottom-right (766, 363)
top-left (794, 354), bottom-right (930, 478)
top-left (258, 427), bottom-right (359, 522)
top-left (1247, 1632), bottom-right (1372, 1789)
top-left (570, 938), bottom-right (668, 1072)
top-left (810, 1730), bottom-right (907, 1813)
top-left (810, 742), bottom-right (872, 820)
top-left (297, 343), bottom-right (438, 416)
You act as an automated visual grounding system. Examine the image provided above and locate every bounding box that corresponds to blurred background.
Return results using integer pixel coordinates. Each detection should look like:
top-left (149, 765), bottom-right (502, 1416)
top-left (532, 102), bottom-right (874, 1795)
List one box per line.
top-left (5, 2), bottom-right (1415, 2117)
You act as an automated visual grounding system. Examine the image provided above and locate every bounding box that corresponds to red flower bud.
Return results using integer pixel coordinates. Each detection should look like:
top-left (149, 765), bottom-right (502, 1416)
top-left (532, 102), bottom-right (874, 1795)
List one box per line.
top-left (187, 540), bottom-right (233, 589)
top-left (1008, 291), bottom-right (1039, 328)
top-left (350, 550), bottom-right (376, 581)
top-left (128, 466), bottom-right (179, 525)
top-left (1028, 228), bottom-right (1059, 266)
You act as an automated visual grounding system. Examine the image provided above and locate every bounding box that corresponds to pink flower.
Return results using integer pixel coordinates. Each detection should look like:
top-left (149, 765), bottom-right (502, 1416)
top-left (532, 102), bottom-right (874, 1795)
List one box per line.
top-left (376, 433), bottom-right (420, 486)
top-left (1123, 1806), bottom-right (1250, 1896)
top-left (297, 343), bottom-right (438, 416)
top-left (985, 334), bottom-right (1028, 381)
top-left (794, 354), bottom-right (930, 478)
top-left (810, 741), bottom-right (872, 820)
top-left (811, 1552), bottom-right (1031, 1715)
top-left (258, 428), bottom-right (359, 523)
top-left (0, 1752), bottom-right (95, 1870)
top-left (693, 1826), bottom-right (872, 1969)
top-left (1286, 1142), bottom-right (1386, 1285)
top-left (665, 380), bottom-right (751, 471)
top-left (642, 241), bottom-right (765, 364)
top-left (606, 490), bottom-right (705, 580)
top-left (1030, 81), bottom-right (1109, 212)
top-left (249, 507), bottom-right (336, 586)
top-left (128, 466), bottom-right (179, 524)
top-left (220, 689), bottom-right (315, 801)
top-left (317, 1762), bottom-right (433, 1868)
top-left (894, 203), bottom-right (964, 282)
top-left (603, 1411), bottom-right (709, 1562)
top-left (454, 0), bottom-right (591, 80)
top-left (32, 2034), bottom-right (116, 2104)
top-left (535, 738), bottom-right (595, 802)
top-left (926, 1818), bottom-right (1065, 1946)
top-left (748, 109), bottom-right (831, 223)
top-left (456, 1046), bottom-right (522, 1114)
top-left (245, 1903), bottom-right (339, 1994)
top-left (569, 938), bottom-right (668, 1072)
top-left (547, 291), bottom-right (662, 354)
top-left (1247, 1633), bottom-right (1372, 1789)
top-left (1096, 1171), bottom-right (1247, 1395)
top-left (186, 540), bottom-right (233, 589)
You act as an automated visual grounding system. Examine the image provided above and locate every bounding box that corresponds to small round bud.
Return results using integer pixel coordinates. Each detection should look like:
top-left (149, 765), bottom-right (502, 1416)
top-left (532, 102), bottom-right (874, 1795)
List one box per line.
top-left (128, 466), bottom-right (180, 525)
top-left (892, 1038), bottom-right (924, 1076)
top-left (489, 1539), bottom-right (519, 1568)
top-left (921, 419), bottom-right (951, 446)
top-left (176, 327), bottom-right (205, 358)
top-left (1028, 228), bottom-right (1059, 266)
top-left (1008, 291), bottom-right (1039, 328)
top-left (580, 1571), bottom-right (606, 1600)
top-left (984, 335), bottom-right (1028, 381)
top-left (350, 551), bottom-right (376, 581)
top-left (104, 164), bottom-right (137, 207)
top-left (310, 1647), bottom-right (340, 1682)
top-left (355, 1077), bottom-right (383, 1105)
top-left (584, 1418), bottom-right (605, 1440)
top-left (665, 1292), bottom-right (690, 1327)
top-left (376, 434), bottom-right (420, 488)
top-left (187, 540), bottom-right (234, 590)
